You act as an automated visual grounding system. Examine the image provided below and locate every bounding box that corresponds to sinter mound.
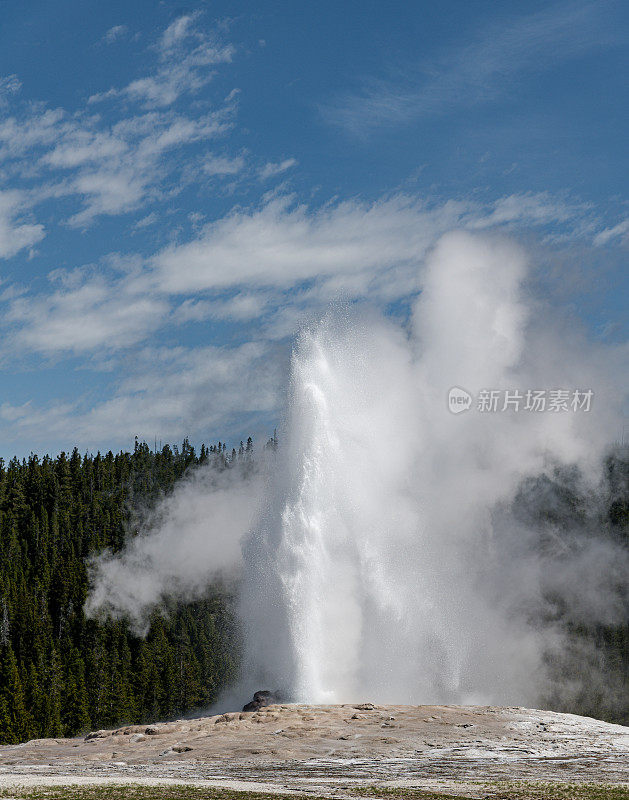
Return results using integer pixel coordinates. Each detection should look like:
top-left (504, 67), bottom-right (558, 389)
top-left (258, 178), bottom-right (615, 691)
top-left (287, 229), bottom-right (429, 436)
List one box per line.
top-left (0, 704), bottom-right (626, 796)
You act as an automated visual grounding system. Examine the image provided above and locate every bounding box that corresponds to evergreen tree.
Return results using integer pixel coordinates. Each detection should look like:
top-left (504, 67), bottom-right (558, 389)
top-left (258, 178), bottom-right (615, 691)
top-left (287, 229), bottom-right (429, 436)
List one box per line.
top-left (0, 646), bottom-right (29, 743)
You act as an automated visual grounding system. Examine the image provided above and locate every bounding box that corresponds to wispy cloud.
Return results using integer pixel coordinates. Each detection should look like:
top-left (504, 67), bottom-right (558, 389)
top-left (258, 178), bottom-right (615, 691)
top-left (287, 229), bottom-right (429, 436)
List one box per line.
top-left (258, 158), bottom-right (297, 180)
top-left (90, 13), bottom-right (234, 108)
top-left (0, 75), bottom-right (21, 106)
top-left (322, 1), bottom-right (620, 135)
top-left (151, 191), bottom-right (599, 297)
top-left (1, 188), bottom-right (602, 360)
top-left (133, 211), bottom-right (158, 230)
top-left (0, 190), bottom-right (44, 259)
top-left (0, 341), bottom-right (282, 448)
top-left (176, 292), bottom-right (269, 323)
top-left (203, 153), bottom-right (245, 176)
top-left (471, 192), bottom-right (593, 231)
top-left (103, 25), bottom-right (128, 45)
top-left (594, 218), bottom-right (629, 246)
top-left (4, 269), bottom-right (168, 355)
top-left (0, 188), bottom-right (609, 357)
top-left (0, 16), bottom-right (238, 231)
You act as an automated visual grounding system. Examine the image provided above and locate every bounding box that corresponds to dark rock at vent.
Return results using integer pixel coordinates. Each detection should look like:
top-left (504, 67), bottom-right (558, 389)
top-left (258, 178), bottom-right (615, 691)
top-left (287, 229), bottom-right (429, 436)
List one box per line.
top-left (242, 689), bottom-right (281, 712)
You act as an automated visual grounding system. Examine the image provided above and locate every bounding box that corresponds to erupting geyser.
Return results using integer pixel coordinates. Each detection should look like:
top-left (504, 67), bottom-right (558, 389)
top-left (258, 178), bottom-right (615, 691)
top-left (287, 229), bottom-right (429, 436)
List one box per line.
top-left (86, 232), bottom-right (626, 712)
top-left (241, 312), bottom-right (426, 704)
top-left (238, 232), bottom-right (623, 706)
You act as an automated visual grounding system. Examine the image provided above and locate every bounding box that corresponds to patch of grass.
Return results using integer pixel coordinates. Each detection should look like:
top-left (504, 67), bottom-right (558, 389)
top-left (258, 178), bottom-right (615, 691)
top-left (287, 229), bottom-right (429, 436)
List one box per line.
top-left (0, 787), bottom-right (308, 800)
top-left (352, 781), bottom-right (629, 800)
top-left (0, 782), bottom-right (627, 800)
top-left (482, 783), bottom-right (629, 800)
top-left (349, 788), bottom-right (460, 799)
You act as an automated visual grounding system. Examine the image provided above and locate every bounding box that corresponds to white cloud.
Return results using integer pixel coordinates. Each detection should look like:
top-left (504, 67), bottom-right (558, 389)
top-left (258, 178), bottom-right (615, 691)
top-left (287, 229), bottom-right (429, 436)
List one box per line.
top-left (0, 16), bottom-right (238, 236)
top-left (135, 112), bottom-right (230, 159)
top-left (0, 108), bottom-right (68, 161)
top-left (0, 190), bottom-right (45, 259)
top-left (0, 75), bottom-right (22, 106)
top-left (0, 399), bottom-right (77, 434)
top-left (160, 14), bottom-right (199, 52)
top-left (90, 14), bottom-right (234, 108)
top-left (103, 25), bottom-right (128, 45)
top-left (133, 211), bottom-right (158, 230)
top-left (0, 189), bottom-right (608, 365)
top-left (470, 192), bottom-right (591, 230)
top-left (151, 194), bottom-right (464, 294)
top-left (5, 271), bottom-right (168, 355)
top-left (51, 108), bottom-right (234, 226)
top-left (0, 102), bottom-right (234, 228)
top-left (203, 153), bottom-right (245, 176)
top-left (0, 341), bottom-right (282, 448)
top-left (41, 130), bottom-right (128, 169)
top-left (66, 169), bottom-right (148, 228)
top-left (0, 6), bottom-right (623, 463)
top-left (594, 218), bottom-right (629, 246)
top-left (0, 178), bottom-right (624, 456)
top-left (151, 190), bottom-right (590, 298)
top-left (176, 292), bottom-right (269, 323)
top-left (258, 158), bottom-right (297, 180)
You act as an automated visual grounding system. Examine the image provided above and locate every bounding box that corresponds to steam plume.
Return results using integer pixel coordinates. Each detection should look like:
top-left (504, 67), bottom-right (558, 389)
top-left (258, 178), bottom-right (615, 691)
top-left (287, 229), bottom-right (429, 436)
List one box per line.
top-left (239, 232), bottom-right (627, 704)
top-left (87, 231), bottom-right (628, 709)
top-left (85, 461), bottom-right (264, 634)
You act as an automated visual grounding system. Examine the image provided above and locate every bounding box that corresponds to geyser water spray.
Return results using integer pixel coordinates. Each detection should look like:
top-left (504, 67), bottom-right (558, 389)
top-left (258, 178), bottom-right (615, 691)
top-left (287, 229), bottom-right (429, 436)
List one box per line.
top-left (239, 232), bottom-right (624, 705)
top-left (240, 313), bottom-right (428, 703)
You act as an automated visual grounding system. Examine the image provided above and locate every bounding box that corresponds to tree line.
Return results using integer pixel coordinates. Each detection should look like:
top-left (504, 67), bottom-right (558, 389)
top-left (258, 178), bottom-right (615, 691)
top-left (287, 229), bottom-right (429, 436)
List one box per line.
top-left (0, 437), bottom-right (271, 744)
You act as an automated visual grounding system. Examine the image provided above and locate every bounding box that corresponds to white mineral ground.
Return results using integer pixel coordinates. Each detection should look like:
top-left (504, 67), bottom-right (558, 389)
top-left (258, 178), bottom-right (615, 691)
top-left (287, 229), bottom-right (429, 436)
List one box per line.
top-left (0, 704), bottom-right (627, 796)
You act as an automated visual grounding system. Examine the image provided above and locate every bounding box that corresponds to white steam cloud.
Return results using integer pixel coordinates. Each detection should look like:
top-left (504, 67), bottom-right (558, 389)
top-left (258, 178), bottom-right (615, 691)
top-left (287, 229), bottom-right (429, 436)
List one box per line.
top-left (87, 230), bottom-right (628, 709)
top-left (85, 463), bottom-right (264, 633)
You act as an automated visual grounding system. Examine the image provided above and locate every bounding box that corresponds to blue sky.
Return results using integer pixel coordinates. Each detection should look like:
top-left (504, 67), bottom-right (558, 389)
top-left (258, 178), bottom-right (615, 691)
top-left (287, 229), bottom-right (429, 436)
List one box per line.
top-left (0, 0), bottom-right (627, 458)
